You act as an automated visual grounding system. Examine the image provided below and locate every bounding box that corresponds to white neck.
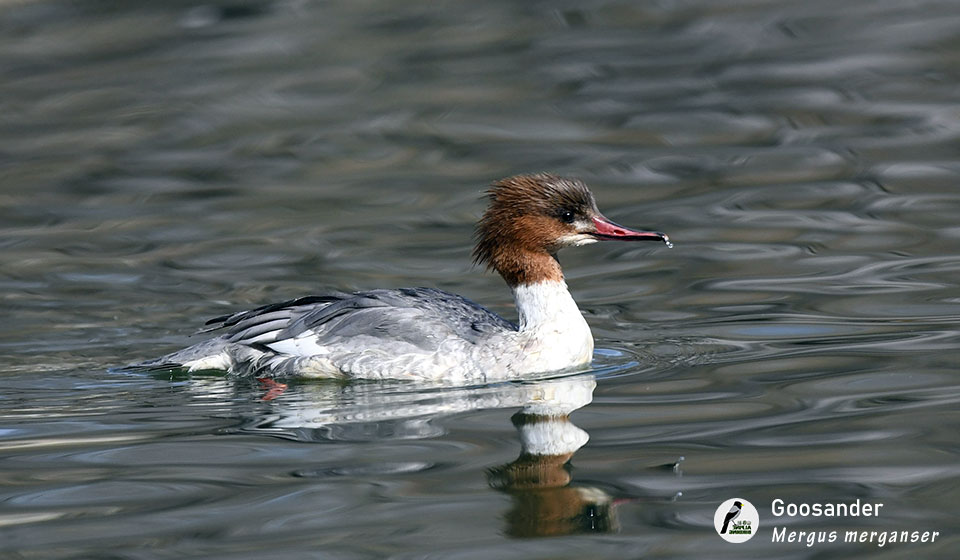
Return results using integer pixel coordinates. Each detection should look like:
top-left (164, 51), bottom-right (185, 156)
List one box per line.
top-left (511, 280), bottom-right (595, 370)
top-left (505, 281), bottom-right (595, 371)
top-left (514, 280), bottom-right (593, 331)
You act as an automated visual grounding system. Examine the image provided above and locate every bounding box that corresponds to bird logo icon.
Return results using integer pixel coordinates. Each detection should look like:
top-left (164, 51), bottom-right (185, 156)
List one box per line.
top-left (714, 498), bottom-right (759, 543)
top-left (721, 500), bottom-right (743, 534)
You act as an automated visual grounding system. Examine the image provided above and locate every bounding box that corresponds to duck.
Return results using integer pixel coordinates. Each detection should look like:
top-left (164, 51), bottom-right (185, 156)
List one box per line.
top-left (135, 173), bottom-right (670, 381)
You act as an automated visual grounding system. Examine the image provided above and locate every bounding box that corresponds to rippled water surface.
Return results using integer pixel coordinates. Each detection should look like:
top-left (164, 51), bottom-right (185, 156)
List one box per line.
top-left (3, 0), bottom-right (960, 558)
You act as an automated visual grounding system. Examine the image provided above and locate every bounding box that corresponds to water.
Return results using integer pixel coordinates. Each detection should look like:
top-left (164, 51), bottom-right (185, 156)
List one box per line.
top-left (2, 0), bottom-right (959, 557)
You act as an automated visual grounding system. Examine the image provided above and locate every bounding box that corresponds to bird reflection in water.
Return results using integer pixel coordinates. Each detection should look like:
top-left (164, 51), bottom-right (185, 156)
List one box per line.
top-left (189, 372), bottom-right (638, 536)
top-left (486, 377), bottom-right (620, 537)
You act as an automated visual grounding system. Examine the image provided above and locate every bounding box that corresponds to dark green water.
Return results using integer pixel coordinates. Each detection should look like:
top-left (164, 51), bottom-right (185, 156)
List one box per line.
top-left (1, 0), bottom-right (959, 558)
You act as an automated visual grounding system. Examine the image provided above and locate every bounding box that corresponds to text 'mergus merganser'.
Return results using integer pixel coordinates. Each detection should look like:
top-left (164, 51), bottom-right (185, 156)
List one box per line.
top-left (136, 174), bottom-right (671, 381)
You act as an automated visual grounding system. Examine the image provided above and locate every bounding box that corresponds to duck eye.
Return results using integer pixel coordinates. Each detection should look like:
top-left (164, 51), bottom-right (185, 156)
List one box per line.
top-left (560, 210), bottom-right (576, 223)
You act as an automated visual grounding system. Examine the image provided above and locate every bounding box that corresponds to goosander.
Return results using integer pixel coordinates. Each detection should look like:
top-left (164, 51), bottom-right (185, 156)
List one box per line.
top-left (136, 174), bottom-right (670, 381)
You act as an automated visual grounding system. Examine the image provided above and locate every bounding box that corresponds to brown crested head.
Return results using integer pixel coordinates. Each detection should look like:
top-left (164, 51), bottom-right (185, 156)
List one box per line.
top-left (473, 174), bottom-right (595, 285)
top-left (473, 173), bottom-right (670, 287)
